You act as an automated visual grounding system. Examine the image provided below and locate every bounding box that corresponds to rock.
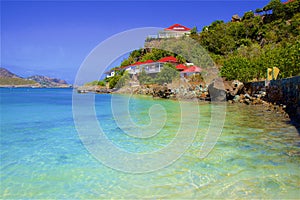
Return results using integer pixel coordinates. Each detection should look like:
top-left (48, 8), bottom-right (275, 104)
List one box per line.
top-left (207, 78), bottom-right (226, 102)
top-left (152, 85), bottom-right (173, 99)
top-left (244, 99), bottom-right (251, 105)
top-left (224, 80), bottom-right (244, 100)
top-left (244, 93), bottom-right (251, 99)
top-left (231, 14), bottom-right (241, 22)
top-left (233, 95), bottom-right (240, 103)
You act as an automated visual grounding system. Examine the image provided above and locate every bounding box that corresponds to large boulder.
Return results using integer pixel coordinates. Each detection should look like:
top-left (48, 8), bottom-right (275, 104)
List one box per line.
top-left (207, 78), bottom-right (226, 102)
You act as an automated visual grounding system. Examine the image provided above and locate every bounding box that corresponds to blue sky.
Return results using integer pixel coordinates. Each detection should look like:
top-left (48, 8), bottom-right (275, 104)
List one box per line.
top-left (1, 0), bottom-right (269, 83)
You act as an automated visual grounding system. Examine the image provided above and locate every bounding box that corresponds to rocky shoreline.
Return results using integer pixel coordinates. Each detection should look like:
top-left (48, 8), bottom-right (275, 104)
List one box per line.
top-left (77, 78), bottom-right (295, 122)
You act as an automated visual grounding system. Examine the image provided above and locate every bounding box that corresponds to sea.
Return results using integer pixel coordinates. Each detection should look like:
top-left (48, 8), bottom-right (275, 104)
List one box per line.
top-left (1, 88), bottom-right (299, 199)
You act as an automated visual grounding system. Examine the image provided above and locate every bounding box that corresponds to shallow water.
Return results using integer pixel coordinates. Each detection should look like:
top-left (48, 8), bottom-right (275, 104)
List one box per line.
top-left (1, 88), bottom-right (299, 199)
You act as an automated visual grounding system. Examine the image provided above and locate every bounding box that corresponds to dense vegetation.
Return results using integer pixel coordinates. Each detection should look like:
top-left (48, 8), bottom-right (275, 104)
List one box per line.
top-left (192, 0), bottom-right (300, 81)
top-left (102, 0), bottom-right (299, 87)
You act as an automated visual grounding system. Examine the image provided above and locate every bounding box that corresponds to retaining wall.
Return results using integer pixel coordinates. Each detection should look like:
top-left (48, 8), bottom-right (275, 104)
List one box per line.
top-left (246, 76), bottom-right (300, 122)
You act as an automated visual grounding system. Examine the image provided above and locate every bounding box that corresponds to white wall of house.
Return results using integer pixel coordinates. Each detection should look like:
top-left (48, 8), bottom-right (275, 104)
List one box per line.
top-left (158, 30), bottom-right (190, 38)
top-left (127, 63), bottom-right (164, 75)
top-left (106, 71), bottom-right (115, 78)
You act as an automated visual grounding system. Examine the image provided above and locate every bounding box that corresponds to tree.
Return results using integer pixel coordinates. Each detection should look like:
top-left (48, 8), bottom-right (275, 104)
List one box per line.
top-left (220, 56), bottom-right (254, 82)
top-left (138, 69), bottom-right (153, 85)
top-left (255, 8), bottom-right (263, 14)
top-left (176, 55), bottom-right (186, 64)
top-left (242, 11), bottom-right (254, 20)
top-left (191, 26), bottom-right (198, 35)
top-left (155, 65), bottom-right (179, 85)
top-left (264, 0), bottom-right (285, 19)
top-left (115, 71), bottom-right (130, 88)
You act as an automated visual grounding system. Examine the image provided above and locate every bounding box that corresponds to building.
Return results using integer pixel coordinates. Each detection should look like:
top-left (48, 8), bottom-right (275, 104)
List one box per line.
top-left (180, 65), bottom-right (202, 77)
top-left (105, 56), bottom-right (202, 79)
top-left (147, 24), bottom-right (191, 39)
top-left (104, 70), bottom-right (115, 78)
top-left (105, 56), bottom-right (179, 78)
top-left (125, 56), bottom-right (179, 77)
top-left (158, 24), bottom-right (191, 38)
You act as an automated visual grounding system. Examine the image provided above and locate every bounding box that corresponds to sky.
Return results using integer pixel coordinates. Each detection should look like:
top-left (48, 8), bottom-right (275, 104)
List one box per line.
top-left (1, 0), bottom-right (270, 84)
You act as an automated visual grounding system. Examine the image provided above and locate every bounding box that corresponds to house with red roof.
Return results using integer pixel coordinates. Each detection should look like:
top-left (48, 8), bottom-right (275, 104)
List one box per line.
top-left (105, 55), bottom-right (204, 79)
top-left (124, 56), bottom-right (179, 76)
top-left (104, 56), bottom-right (181, 78)
top-left (158, 24), bottom-right (191, 38)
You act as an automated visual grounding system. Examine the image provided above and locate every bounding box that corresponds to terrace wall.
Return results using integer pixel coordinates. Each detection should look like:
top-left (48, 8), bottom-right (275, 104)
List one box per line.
top-left (246, 76), bottom-right (300, 122)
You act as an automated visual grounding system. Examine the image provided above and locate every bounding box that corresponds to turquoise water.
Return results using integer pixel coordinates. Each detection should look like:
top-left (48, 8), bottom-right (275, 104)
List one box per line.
top-left (1, 88), bottom-right (299, 199)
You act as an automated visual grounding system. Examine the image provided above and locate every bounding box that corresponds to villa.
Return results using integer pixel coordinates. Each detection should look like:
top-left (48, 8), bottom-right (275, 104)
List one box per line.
top-left (148, 23), bottom-right (191, 39)
top-left (158, 24), bottom-right (191, 38)
top-left (105, 55), bottom-right (202, 79)
top-left (123, 56), bottom-right (179, 77)
top-left (105, 56), bottom-right (179, 79)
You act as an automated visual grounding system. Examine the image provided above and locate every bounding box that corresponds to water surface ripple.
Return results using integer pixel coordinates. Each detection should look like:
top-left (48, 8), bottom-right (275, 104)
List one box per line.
top-left (0, 88), bottom-right (299, 199)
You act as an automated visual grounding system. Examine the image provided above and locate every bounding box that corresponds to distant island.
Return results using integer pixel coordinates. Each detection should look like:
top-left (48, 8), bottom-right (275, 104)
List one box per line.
top-left (0, 67), bottom-right (71, 88)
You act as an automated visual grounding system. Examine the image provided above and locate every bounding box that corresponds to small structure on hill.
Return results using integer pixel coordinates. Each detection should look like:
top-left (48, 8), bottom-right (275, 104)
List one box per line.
top-left (181, 66), bottom-right (202, 77)
top-left (104, 70), bottom-right (115, 78)
top-left (147, 24), bottom-right (191, 39)
top-left (158, 24), bottom-right (191, 38)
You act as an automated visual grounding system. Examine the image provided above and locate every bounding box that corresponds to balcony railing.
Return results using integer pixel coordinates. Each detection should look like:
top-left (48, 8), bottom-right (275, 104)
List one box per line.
top-left (128, 67), bottom-right (162, 74)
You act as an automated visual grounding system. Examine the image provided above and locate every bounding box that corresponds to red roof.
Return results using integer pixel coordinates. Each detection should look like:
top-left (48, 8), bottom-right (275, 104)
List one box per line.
top-left (131, 61), bottom-right (143, 66)
top-left (120, 65), bottom-right (129, 69)
top-left (176, 64), bottom-right (188, 71)
top-left (142, 60), bottom-right (154, 64)
top-left (131, 60), bottom-right (154, 66)
top-left (165, 24), bottom-right (191, 31)
top-left (181, 66), bottom-right (202, 73)
top-left (158, 56), bottom-right (178, 63)
top-left (283, 0), bottom-right (294, 4)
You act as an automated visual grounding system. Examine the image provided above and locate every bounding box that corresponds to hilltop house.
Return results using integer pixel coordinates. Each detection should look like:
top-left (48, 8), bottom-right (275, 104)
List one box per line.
top-left (148, 24), bottom-right (191, 39)
top-left (158, 24), bottom-right (191, 38)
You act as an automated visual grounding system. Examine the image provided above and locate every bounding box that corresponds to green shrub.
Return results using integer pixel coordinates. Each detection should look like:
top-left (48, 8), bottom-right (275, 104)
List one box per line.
top-left (155, 65), bottom-right (179, 85)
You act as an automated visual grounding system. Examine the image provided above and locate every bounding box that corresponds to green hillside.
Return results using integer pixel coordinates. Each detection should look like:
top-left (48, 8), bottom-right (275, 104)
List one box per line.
top-left (113, 0), bottom-right (299, 84)
top-left (0, 77), bottom-right (37, 86)
top-left (192, 0), bottom-right (300, 81)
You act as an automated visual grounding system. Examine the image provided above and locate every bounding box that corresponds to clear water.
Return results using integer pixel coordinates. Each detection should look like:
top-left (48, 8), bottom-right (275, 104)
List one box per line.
top-left (1, 88), bottom-right (299, 199)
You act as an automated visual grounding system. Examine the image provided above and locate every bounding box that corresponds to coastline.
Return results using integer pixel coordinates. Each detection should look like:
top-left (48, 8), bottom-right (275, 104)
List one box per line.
top-left (0, 85), bottom-right (73, 88)
top-left (76, 76), bottom-right (300, 131)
